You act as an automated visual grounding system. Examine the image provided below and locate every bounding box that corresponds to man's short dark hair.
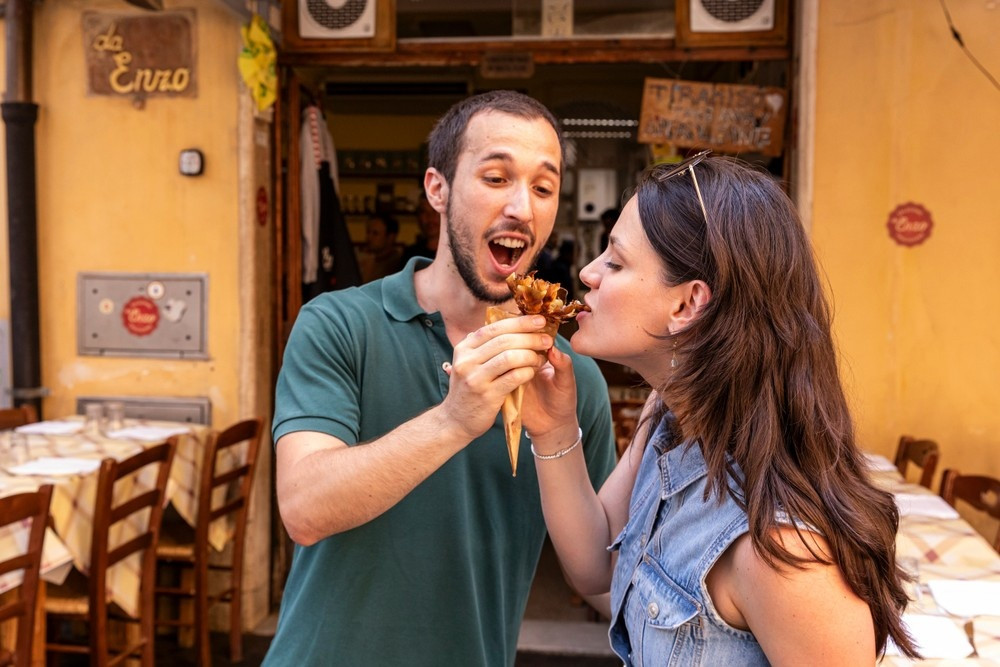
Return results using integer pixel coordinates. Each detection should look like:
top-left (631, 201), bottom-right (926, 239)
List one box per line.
top-left (427, 90), bottom-right (564, 186)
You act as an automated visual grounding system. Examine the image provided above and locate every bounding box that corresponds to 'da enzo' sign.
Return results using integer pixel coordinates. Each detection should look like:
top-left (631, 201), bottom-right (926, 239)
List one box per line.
top-left (638, 78), bottom-right (786, 156)
top-left (83, 9), bottom-right (197, 99)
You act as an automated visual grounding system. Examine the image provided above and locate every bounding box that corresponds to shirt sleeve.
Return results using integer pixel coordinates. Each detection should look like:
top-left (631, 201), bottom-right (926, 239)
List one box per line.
top-left (272, 297), bottom-right (362, 446)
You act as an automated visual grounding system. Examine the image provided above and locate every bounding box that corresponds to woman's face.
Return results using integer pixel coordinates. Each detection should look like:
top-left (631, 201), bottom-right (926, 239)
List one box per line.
top-left (573, 195), bottom-right (683, 382)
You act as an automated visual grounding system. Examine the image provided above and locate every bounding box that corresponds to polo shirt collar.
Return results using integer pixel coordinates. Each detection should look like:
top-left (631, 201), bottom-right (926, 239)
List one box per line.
top-left (383, 256), bottom-right (433, 322)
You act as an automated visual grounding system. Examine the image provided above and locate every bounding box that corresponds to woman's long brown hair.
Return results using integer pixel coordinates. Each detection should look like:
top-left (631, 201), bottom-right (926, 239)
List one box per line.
top-left (637, 156), bottom-right (917, 658)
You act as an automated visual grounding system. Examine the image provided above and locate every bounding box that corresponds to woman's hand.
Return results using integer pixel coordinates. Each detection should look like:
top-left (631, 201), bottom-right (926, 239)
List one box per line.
top-left (522, 343), bottom-right (580, 449)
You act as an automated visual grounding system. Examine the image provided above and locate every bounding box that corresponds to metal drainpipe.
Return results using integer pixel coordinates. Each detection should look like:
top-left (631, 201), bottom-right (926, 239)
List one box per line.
top-left (2, 0), bottom-right (45, 416)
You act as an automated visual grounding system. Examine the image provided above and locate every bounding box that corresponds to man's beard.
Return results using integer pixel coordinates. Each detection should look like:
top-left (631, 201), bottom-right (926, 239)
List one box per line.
top-left (446, 199), bottom-right (542, 305)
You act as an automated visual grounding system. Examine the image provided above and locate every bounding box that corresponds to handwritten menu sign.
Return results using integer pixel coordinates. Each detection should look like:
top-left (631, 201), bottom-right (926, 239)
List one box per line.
top-left (638, 78), bottom-right (786, 156)
top-left (83, 9), bottom-right (197, 99)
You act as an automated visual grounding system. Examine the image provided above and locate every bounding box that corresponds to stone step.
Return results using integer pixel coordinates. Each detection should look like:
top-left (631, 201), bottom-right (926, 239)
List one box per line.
top-left (517, 619), bottom-right (618, 663)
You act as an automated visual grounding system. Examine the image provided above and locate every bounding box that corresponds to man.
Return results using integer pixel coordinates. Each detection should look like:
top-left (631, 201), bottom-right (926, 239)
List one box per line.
top-left (357, 213), bottom-right (404, 282)
top-left (265, 90), bottom-right (616, 666)
top-left (402, 191), bottom-right (441, 262)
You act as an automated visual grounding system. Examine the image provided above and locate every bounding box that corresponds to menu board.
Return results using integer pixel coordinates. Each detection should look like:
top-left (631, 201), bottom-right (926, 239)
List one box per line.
top-left (638, 78), bottom-right (786, 156)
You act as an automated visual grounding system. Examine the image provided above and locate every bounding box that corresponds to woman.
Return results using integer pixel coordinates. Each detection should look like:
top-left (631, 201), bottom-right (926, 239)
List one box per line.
top-left (522, 153), bottom-right (917, 665)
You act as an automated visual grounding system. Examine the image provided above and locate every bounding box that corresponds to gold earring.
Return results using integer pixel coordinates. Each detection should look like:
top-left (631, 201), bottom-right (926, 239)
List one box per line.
top-left (670, 340), bottom-right (678, 369)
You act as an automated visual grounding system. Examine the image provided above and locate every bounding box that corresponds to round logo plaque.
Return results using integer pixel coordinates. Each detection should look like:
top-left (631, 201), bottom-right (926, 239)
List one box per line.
top-left (122, 296), bottom-right (160, 336)
top-left (887, 202), bottom-right (933, 247)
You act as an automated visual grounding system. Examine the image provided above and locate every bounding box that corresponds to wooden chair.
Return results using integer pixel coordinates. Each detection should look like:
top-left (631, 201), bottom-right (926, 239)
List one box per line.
top-left (0, 406), bottom-right (38, 431)
top-left (940, 469), bottom-right (1000, 551)
top-left (45, 440), bottom-right (176, 666)
top-left (894, 436), bottom-right (940, 489)
top-left (611, 398), bottom-right (646, 458)
top-left (0, 485), bottom-right (53, 667)
top-left (155, 418), bottom-right (264, 666)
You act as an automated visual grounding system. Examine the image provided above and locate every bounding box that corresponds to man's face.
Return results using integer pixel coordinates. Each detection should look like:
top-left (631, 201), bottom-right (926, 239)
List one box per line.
top-left (366, 218), bottom-right (393, 253)
top-left (443, 111), bottom-right (562, 304)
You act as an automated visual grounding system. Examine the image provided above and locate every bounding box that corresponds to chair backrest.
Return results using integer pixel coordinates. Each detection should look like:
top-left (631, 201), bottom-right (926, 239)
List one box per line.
top-left (0, 405), bottom-right (38, 431)
top-left (88, 441), bottom-right (176, 657)
top-left (0, 484), bottom-right (53, 667)
top-left (194, 418), bottom-right (264, 561)
top-left (894, 436), bottom-right (940, 489)
top-left (940, 469), bottom-right (1000, 551)
top-left (610, 399), bottom-right (645, 459)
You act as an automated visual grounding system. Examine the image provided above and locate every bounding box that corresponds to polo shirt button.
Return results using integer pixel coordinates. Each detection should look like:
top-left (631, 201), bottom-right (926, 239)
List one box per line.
top-left (423, 318), bottom-right (433, 327)
top-left (647, 602), bottom-right (659, 618)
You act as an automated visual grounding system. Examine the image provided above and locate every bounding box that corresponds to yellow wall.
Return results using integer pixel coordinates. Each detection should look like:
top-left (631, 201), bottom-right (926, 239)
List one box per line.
top-left (30, 0), bottom-right (244, 425)
top-left (812, 1), bottom-right (1000, 483)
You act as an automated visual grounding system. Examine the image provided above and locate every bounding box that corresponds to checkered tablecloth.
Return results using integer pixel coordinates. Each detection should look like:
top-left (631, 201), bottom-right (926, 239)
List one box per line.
top-left (0, 418), bottom-right (227, 618)
top-left (869, 464), bottom-right (1000, 665)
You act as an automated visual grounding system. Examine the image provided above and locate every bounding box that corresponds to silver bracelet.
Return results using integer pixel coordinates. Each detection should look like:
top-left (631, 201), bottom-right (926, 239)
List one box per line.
top-left (529, 428), bottom-right (583, 460)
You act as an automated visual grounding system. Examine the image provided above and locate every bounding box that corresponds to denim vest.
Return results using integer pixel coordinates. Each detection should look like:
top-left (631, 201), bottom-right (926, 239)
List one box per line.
top-left (608, 416), bottom-right (769, 666)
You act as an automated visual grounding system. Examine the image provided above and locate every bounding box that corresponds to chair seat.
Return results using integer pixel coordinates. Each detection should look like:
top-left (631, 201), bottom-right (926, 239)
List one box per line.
top-left (0, 647), bottom-right (14, 666)
top-left (156, 532), bottom-right (195, 561)
top-left (45, 570), bottom-right (113, 616)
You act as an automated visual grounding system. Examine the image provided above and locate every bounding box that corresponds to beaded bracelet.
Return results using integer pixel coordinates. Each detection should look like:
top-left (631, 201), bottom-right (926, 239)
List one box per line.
top-left (529, 428), bottom-right (583, 460)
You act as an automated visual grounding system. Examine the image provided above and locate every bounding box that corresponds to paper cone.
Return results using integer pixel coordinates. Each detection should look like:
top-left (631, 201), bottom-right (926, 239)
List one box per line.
top-left (486, 306), bottom-right (524, 475)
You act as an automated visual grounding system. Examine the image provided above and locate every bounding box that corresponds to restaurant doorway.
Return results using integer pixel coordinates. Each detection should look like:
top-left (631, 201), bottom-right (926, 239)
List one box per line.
top-left (269, 52), bottom-right (798, 623)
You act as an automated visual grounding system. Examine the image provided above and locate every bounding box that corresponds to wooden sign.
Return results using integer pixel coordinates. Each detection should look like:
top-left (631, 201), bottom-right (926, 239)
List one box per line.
top-left (638, 78), bottom-right (786, 157)
top-left (83, 9), bottom-right (197, 99)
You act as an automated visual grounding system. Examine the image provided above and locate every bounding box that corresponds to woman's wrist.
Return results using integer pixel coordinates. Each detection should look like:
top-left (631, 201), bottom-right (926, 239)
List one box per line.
top-left (526, 424), bottom-right (582, 457)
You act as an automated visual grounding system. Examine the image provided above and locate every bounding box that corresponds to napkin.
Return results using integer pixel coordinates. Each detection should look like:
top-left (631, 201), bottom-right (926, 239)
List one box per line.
top-left (862, 452), bottom-right (898, 472)
top-left (927, 580), bottom-right (1000, 617)
top-left (894, 493), bottom-right (960, 520)
top-left (885, 613), bottom-right (974, 658)
top-left (14, 420), bottom-right (82, 436)
top-left (973, 615), bottom-right (1000, 660)
top-left (104, 425), bottom-right (191, 441)
top-left (7, 456), bottom-right (101, 476)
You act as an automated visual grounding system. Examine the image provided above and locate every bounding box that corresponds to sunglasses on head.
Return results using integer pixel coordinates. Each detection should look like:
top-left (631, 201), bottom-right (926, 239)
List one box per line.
top-left (653, 150), bottom-right (712, 228)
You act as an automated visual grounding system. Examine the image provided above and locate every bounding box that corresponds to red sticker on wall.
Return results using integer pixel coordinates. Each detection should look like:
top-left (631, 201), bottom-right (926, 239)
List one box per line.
top-left (887, 203), bottom-right (933, 247)
top-left (122, 296), bottom-right (160, 336)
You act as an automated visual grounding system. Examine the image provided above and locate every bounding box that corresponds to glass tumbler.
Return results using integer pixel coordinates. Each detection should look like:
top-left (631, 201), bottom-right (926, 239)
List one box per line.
top-left (105, 401), bottom-right (126, 431)
top-left (84, 403), bottom-right (105, 435)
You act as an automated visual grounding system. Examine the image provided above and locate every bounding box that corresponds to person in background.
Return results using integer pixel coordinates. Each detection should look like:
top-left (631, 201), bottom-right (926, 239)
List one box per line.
top-left (534, 237), bottom-right (576, 300)
top-left (357, 213), bottom-right (404, 283)
top-left (599, 206), bottom-right (620, 251)
top-left (402, 191), bottom-right (442, 262)
top-left (265, 90), bottom-right (617, 667)
top-left (521, 153), bottom-right (918, 665)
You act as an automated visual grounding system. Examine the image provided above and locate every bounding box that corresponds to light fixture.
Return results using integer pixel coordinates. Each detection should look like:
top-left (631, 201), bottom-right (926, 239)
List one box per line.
top-left (179, 149), bottom-right (204, 176)
top-left (123, 0), bottom-right (164, 10)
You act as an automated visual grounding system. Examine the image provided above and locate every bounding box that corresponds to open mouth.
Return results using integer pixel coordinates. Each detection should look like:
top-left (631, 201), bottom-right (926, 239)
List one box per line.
top-left (489, 237), bottom-right (526, 270)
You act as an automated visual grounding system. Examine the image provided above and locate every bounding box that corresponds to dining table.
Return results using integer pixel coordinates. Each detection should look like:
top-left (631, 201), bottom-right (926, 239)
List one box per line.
top-left (0, 415), bottom-right (236, 665)
top-left (865, 452), bottom-right (1000, 665)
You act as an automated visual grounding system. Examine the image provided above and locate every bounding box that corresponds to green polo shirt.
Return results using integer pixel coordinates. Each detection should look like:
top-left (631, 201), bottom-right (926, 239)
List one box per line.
top-left (266, 258), bottom-right (615, 667)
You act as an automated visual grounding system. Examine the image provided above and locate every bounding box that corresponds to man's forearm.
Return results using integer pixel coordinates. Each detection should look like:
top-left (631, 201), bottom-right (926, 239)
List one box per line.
top-left (276, 406), bottom-right (471, 545)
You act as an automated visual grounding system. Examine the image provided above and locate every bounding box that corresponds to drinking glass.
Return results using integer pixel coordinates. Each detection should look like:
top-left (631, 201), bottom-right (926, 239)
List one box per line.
top-left (104, 401), bottom-right (126, 431)
top-left (84, 402), bottom-right (105, 435)
top-left (7, 430), bottom-right (30, 465)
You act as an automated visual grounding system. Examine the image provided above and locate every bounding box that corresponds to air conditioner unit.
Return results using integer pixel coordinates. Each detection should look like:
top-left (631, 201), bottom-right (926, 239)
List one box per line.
top-left (299, 0), bottom-right (375, 39)
top-left (690, 0), bottom-right (774, 33)
top-left (675, 0), bottom-right (787, 48)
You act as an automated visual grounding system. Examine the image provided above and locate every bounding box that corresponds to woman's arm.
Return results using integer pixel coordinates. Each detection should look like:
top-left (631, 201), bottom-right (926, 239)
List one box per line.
top-left (719, 528), bottom-right (876, 666)
top-left (523, 345), bottom-right (653, 594)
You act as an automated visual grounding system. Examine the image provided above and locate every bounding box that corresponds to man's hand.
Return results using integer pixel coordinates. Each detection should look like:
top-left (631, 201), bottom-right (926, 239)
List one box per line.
top-left (438, 314), bottom-right (553, 441)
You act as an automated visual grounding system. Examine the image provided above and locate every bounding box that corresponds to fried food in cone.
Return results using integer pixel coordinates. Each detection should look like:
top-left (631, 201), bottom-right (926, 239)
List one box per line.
top-left (486, 273), bottom-right (590, 475)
